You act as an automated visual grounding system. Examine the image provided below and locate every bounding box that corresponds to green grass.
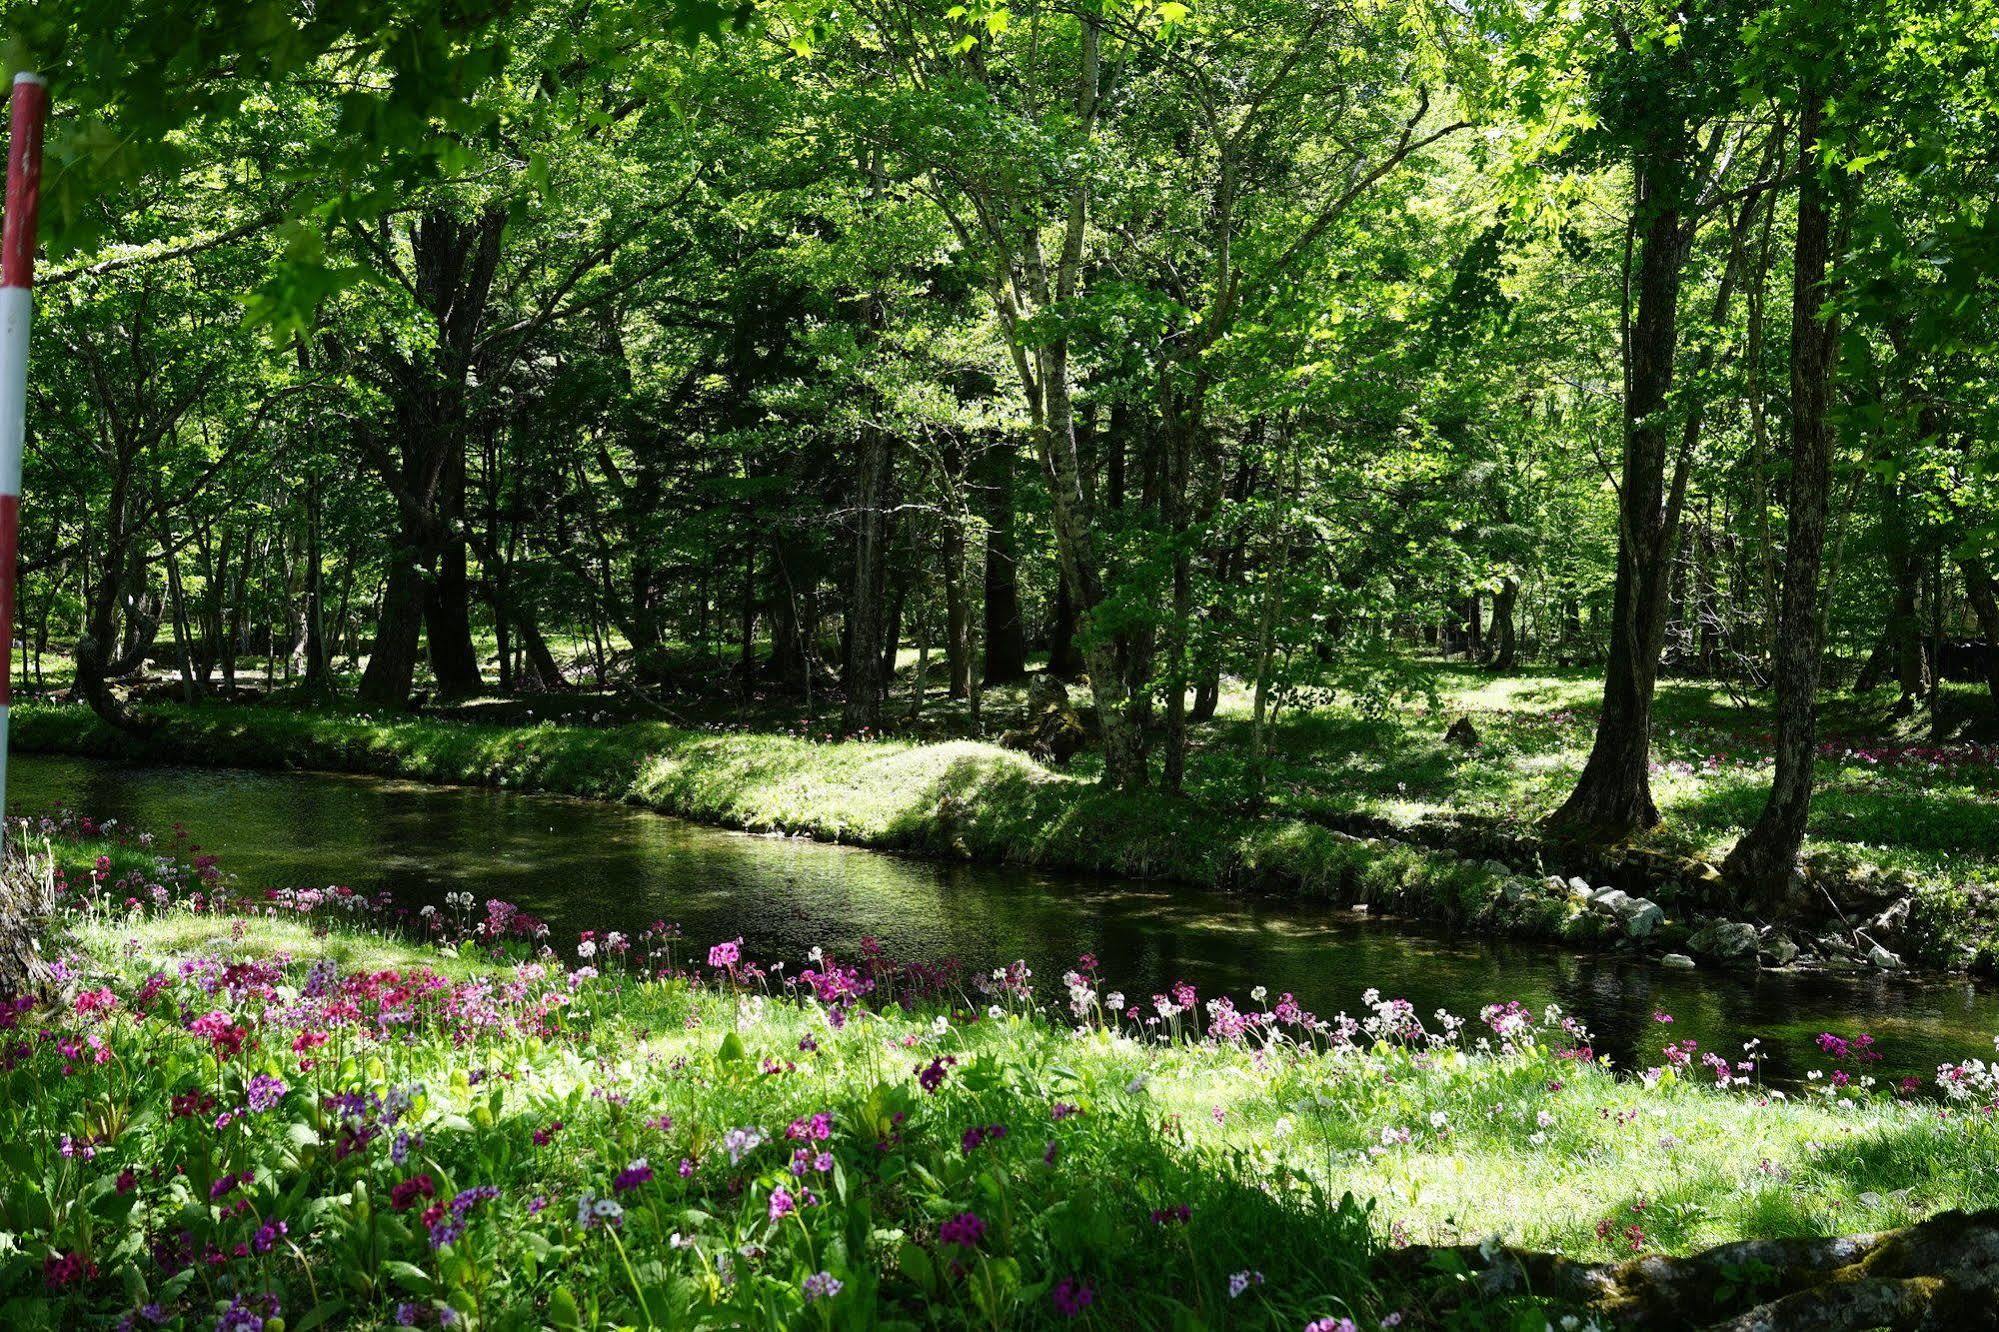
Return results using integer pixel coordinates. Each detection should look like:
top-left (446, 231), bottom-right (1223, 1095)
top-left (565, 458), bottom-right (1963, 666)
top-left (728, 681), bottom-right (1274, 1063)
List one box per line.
top-left (14, 889), bottom-right (1999, 1329)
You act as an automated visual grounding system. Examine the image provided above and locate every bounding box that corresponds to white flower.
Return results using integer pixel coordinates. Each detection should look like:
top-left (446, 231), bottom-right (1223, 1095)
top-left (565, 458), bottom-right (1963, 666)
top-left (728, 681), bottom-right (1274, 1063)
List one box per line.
top-left (576, 941), bottom-right (597, 959)
top-left (1107, 992), bottom-right (1125, 1011)
top-left (987, 1005), bottom-right (1005, 1021)
top-left (808, 946), bottom-right (824, 963)
top-left (1273, 1116), bottom-right (1294, 1139)
top-left (1127, 1072), bottom-right (1151, 1094)
top-left (931, 1015), bottom-right (950, 1036)
top-left (1250, 986), bottom-right (1268, 1004)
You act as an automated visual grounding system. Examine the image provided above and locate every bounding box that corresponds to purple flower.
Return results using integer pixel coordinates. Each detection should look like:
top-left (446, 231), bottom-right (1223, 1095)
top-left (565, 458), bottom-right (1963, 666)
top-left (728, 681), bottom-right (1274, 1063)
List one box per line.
top-left (804, 1271), bottom-right (842, 1302)
top-left (708, 938), bottom-right (743, 970)
top-left (244, 1073), bottom-right (287, 1114)
top-left (613, 1159), bottom-right (654, 1194)
top-left (1051, 1278), bottom-right (1095, 1318)
top-left (939, 1211), bottom-right (986, 1248)
top-left (769, 1186), bottom-right (796, 1220)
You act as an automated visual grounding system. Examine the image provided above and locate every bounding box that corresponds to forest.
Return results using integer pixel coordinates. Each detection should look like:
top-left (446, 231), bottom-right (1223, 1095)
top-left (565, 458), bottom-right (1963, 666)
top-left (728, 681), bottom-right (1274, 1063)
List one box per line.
top-left (2, 0), bottom-right (1999, 1328)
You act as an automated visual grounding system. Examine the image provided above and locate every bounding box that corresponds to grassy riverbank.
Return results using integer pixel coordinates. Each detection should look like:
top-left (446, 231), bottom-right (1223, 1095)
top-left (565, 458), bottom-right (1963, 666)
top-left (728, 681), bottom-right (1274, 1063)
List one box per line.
top-left (13, 665), bottom-right (1999, 968)
top-left (8, 824), bottom-right (1999, 1329)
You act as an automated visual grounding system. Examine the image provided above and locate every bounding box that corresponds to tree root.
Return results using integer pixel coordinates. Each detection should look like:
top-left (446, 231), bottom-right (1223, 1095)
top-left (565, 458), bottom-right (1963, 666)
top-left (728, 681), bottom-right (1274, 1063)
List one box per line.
top-left (1392, 1208), bottom-right (1999, 1330)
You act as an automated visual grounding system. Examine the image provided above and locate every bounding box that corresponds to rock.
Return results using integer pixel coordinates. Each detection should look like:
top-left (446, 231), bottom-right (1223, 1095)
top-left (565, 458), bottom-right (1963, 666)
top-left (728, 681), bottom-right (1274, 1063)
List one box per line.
top-left (1482, 859), bottom-right (1512, 878)
top-left (1567, 876), bottom-right (1592, 897)
top-left (1760, 932), bottom-right (1800, 966)
top-left (1687, 919), bottom-right (1759, 963)
top-left (1661, 953), bottom-right (1697, 969)
top-left (1590, 887), bottom-right (1631, 913)
top-left (1444, 715), bottom-right (1480, 748)
top-left (1501, 877), bottom-right (1528, 904)
top-left (1867, 943), bottom-right (1903, 971)
top-left (1618, 898), bottom-right (1665, 939)
top-left (1544, 876), bottom-right (1567, 896)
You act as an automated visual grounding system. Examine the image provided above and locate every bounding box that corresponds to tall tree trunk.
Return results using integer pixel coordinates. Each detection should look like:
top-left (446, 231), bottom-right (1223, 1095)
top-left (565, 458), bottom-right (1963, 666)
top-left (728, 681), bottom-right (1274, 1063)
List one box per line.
top-left (1959, 556), bottom-right (1999, 709)
top-left (1866, 478), bottom-right (1927, 712)
top-left (301, 479), bottom-right (329, 692)
top-left (425, 450), bottom-right (482, 697)
top-left (942, 442), bottom-right (973, 699)
top-left (1491, 576), bottom-right (1520, 671)
top-left (1726, 95), bottom-right (1839, 907)
top-left (841, 426), bottom-right (893, 732)
top-left (1545, 159), bottom-right (1692, 837)
top-left (1047, 570), bottom-right (1084, 677)
top-left (979, 440), bottom-right (1028, 685)
top-left (157, 515), bottom-right (201, 704)
top-left (359, 543), bottom-right (427, 707)
top-left (1161, 391), bottom-right (1198, 792)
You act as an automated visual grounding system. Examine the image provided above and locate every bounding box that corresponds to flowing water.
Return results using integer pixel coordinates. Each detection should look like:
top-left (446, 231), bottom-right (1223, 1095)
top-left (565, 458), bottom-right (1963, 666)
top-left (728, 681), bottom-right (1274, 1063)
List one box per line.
top-left (11, 753), bottom-right (1997, 1084)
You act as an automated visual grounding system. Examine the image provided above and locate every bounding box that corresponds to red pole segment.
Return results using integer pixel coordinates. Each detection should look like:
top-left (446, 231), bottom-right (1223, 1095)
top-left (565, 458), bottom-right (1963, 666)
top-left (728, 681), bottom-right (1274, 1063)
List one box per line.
top-left (0, 71), bottom-right (47, 852)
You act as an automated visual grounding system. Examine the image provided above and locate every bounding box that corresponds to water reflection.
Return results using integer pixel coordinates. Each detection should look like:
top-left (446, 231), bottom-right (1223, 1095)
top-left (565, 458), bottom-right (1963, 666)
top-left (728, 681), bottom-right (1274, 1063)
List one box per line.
top-left (12, 753), bottom-right (1995, 1084)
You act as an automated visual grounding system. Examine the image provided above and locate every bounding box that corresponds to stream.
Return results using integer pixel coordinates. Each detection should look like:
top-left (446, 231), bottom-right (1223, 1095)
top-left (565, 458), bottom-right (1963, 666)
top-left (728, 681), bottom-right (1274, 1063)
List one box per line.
top-left (11, 752), bottom-right (1996, 1084)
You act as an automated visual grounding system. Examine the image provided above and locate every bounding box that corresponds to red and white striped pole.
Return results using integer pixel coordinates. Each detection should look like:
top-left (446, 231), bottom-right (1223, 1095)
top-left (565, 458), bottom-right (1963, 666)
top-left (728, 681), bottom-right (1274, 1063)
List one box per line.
top-left (0, 72), bottom-right (47, 856)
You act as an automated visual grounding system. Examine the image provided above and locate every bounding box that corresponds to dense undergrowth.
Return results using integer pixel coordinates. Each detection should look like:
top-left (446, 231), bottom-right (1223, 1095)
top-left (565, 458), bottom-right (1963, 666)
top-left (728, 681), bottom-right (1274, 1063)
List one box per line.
top-left (6, 815), bottom-right (1999, 1329)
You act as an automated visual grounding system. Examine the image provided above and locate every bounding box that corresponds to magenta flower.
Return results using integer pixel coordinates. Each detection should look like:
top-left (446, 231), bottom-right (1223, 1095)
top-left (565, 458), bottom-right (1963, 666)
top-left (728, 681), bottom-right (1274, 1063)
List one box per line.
top-left (1051, 1277), bottom-right (1094, 1317)
top-left (939, 1211), bottom-right (986, 1248)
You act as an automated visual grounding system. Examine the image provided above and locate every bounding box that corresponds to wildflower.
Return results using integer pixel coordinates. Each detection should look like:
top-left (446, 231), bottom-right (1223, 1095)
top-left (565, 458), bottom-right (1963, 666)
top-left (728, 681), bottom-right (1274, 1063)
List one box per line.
top-left (1303, 1320), bottom-right (1357, 1332)
top-left (244, 1073), bottom-right (287, 1114)
top-left (803, 1271), bottom-right (842, 1302)
top-left (769, 1186), bottom-right (796, 1220)
top-left (1150, 1203), bottom-right (1191, 1225)
top-left (187, 1011), bottom-right (249, 1059)
top-left (708, 938), bottom-right (743, 970)
top-left (43, 1250), bottom-right (97, 1290)
top-left (1051, 1277), bottom-right (1095, 1317)
top-left (613, 1159), bottom-right (654, 1193)
top-left (1229, 1270), bottom-right (1264, 1298)
top-left (215, 1296), bottom-right (270, 1332)
top-left (915, 1056), bottom-right (952, 1094)
top-left (723, 1127), bottom-right (763, 1163)
top-left (391, 1175), bottom-right (437, 1211)
top-left (939, 1211), bottom-right (986, 1248)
